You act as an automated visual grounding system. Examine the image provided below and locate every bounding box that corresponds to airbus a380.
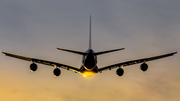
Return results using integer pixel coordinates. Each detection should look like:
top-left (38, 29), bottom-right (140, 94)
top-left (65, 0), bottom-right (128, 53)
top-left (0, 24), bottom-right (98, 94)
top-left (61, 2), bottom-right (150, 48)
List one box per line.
top-left (2, 16), bottom-right (177, 77)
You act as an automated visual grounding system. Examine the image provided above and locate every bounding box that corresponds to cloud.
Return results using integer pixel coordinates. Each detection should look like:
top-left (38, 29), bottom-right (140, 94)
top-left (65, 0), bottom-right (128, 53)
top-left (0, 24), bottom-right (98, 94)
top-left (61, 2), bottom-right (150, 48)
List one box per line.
top-left (0, 0), bottom-right (180, 101)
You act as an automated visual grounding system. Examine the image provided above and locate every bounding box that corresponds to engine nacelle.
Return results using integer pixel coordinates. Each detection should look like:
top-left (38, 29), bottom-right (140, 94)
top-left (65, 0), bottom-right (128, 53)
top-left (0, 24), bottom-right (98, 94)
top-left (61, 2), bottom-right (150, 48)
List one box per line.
top-left (30, 63), bottom-right (38, 72)
top-left (116, 68), bottom-right (124, 77)
top-left (140, 63), bottom-right (148, 72)
top-left (53, 68), bottom-right (61, 77)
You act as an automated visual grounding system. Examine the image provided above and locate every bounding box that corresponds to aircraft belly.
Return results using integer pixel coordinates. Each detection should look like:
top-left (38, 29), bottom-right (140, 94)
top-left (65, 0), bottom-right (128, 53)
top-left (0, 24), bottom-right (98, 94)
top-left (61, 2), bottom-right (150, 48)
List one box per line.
top-left (80, 66), bottom-right (98, 73)
top-left (80, 66), bottom-right (98, 77)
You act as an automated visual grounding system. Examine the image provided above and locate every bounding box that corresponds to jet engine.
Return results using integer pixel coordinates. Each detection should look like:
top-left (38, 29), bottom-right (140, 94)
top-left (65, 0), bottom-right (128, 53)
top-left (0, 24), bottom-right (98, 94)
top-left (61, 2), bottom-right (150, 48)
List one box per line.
top-left (140, 62), bottom-right (148, 72)
top-left (30, 63), bottom-right (38, 72)
top-left (116, 68), bottom-right (124, 77)
top-left (53, 68), bottom-right (61, 77)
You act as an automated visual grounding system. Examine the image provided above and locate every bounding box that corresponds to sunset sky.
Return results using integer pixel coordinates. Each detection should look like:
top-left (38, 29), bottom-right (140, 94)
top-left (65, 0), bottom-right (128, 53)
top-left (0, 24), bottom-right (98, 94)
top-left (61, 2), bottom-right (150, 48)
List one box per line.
top-left (0, 0), bottom-right (180, 101)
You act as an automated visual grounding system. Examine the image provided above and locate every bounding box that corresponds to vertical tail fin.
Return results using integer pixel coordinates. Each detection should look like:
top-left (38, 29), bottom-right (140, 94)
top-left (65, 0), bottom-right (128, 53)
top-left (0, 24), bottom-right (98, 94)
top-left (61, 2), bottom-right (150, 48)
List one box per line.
top-left (89, 15), bottom-right (92, 49)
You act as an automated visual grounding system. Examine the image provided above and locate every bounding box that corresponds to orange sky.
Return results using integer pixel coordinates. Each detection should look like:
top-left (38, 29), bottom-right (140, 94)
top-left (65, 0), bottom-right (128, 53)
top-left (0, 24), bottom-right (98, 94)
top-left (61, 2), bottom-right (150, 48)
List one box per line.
top-left (0, 0), bottom-right (180, 101)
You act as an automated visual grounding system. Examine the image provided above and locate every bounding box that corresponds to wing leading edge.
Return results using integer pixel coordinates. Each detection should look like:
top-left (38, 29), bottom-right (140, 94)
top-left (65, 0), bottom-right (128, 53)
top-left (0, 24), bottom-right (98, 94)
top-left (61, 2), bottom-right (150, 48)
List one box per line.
top-left (98, 52), bottom-right (177, 72)
top-left (2, 51), bottom-right (177, 74)
top-left (2, 52), bottom-right (80, 73)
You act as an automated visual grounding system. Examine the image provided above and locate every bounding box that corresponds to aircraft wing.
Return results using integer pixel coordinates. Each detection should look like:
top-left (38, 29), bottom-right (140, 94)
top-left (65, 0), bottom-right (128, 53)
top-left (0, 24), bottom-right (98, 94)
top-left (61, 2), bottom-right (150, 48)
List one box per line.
top-left (2, 52), bottom-right (80, 73)
top-left (98, 52), bottom-right (177, 72)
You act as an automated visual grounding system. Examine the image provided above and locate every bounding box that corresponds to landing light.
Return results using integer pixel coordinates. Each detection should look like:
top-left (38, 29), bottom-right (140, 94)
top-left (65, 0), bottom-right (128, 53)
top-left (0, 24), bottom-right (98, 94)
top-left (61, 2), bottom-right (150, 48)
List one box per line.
top-left (82, 71), bottom-right (96, 78)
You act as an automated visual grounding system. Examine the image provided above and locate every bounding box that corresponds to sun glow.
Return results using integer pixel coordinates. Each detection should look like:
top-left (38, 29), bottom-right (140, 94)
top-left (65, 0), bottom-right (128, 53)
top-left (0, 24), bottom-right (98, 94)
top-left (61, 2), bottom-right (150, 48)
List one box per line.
top-left (81, 71), bottom-right (96, 78)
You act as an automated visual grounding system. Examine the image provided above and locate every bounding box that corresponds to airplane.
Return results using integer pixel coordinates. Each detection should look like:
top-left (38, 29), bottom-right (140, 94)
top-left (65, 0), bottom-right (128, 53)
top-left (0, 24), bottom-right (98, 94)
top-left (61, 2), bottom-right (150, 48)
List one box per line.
top-left (2, 16), bottom-right (177, 78)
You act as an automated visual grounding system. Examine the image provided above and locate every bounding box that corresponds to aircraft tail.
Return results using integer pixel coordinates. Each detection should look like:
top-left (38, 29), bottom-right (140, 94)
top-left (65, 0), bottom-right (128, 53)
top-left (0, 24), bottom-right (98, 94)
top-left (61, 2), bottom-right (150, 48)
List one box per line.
top-left (57, 16), bottom-right (124, 56)
top-left (89, 15), bottom-right (92, 49)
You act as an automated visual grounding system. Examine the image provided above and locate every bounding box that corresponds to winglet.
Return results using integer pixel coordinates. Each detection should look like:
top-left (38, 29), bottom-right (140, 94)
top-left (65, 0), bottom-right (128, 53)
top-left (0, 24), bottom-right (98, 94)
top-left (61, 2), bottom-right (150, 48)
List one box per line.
top-left (2, 51), bottom-right (6, 55)
top-left (174, 51), bottom-right (178, 54)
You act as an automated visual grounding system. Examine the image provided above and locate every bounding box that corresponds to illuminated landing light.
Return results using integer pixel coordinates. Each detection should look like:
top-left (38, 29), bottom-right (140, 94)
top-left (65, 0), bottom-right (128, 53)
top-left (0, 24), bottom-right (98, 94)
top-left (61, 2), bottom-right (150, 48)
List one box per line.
top-left (81, 71), bottom-right (96, 78)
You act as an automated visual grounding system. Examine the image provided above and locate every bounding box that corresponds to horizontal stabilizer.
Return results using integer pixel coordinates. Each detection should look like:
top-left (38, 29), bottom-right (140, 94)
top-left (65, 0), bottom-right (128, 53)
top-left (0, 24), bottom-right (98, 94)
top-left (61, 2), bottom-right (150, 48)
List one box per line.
top-left (57, 48), bottom-right (87, 55)
top-left (94, 48), bottom-right (125, 55)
